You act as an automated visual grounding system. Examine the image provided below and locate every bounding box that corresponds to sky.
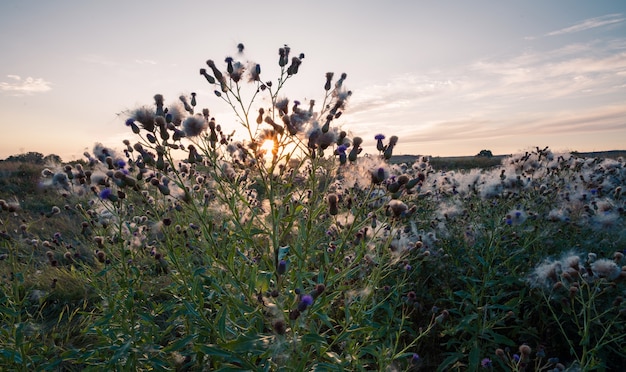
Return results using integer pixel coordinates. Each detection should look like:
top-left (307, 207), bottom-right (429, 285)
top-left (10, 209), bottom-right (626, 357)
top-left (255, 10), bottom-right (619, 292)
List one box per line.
top-left (0, 0), bottom-right (625, 160)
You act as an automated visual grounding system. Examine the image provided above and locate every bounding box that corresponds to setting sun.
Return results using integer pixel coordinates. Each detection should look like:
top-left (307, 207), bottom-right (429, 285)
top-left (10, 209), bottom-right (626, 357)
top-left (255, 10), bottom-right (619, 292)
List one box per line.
top-left (259, 139), bottom-right (276, 155)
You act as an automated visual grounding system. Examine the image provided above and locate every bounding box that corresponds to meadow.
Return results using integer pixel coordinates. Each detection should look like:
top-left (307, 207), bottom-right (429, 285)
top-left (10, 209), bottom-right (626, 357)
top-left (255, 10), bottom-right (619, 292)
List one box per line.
top-left (1, 44), bottom-right (625, 371)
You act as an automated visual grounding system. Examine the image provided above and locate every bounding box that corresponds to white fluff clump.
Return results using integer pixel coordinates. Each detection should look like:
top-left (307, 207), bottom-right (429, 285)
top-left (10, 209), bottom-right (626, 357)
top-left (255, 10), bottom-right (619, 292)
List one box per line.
top-left (182, 115), bottom-right (208, 137)
top-left (590, 258), bottom-right (621, 280)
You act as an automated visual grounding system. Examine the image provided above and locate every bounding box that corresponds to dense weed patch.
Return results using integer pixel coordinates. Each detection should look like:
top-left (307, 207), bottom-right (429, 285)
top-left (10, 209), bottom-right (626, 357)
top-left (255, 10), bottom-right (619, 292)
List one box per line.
top-left (1, 44), bottom-right (625, 371)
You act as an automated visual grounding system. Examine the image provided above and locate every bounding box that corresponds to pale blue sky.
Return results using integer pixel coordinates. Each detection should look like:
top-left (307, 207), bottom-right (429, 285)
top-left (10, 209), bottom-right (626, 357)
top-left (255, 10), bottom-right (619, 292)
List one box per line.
top-left (0, 0), bottom-right (624, 160)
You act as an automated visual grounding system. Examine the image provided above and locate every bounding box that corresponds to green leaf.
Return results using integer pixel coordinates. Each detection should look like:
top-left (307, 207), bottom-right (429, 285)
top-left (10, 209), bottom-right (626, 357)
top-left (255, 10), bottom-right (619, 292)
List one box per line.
top-left (248, 228), bottom-right (265, 237)
top-left (485, 331), bottom-right (514, 346)
top-left (314, 312), bottom-right (335, 331)
top-left (454, 290), bottom-right (472, 300)
top-left (216, 306), bottom-right (228, 340)
top-left (193, 267), bottom-right (207, 277)
top-left (476, 255), bottom-right (488, 267)
top-left (183, 301), bottom-right (201, 318)
top-left (469, 344), bottom-right (480, 369)
top-left (147, 356), bottom-right (170, 369)
top-left (195, 342), bottom-right (259, 370)
top-left (0, 349), bottom-right (23, 364)
top-left (438, 353), bottom-right (462, 371)
top-left (223, 334), bottom-right (271, 355)
top-left (302, 332), bottom-right (328, 347)
top-left (359, 345), bottom-right (381, 359)
top-left (458, 313), bottom-right (479, 328)
top-left (163, 335), bottom-right (195, 353)
top-left (0, 307), bottom-right (18, 318)
top-left (196, 344), bottom-right (234, 359)
top-left (110, 340), bottom-right (131, 365)
top-left (14, 272), bottom-right (24, 283)
top-left (324, 351), bottom-right (342, 364)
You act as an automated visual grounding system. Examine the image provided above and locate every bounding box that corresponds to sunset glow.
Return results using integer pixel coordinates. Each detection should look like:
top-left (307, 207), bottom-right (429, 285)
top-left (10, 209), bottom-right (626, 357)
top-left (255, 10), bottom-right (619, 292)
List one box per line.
top-left (0, 1), bottom-right (624, 160)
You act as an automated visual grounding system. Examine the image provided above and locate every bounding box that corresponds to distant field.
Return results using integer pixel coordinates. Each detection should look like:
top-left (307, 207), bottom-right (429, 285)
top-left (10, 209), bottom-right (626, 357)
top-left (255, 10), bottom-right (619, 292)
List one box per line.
top-left (391, 150), bottom-right (626, 170)
top-left (1, 150), bottom-right (625, 175)
top-left (573, 150), bottom-right (626, 159)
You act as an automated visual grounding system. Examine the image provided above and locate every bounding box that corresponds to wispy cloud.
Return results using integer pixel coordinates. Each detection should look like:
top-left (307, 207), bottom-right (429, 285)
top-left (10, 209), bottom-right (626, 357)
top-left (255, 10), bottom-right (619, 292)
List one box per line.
top-left (0, 75), bottom-right (52, 96)
top-left (344, 39), bottom-right (626, 155)
top-left (349, 103), bottom-right (626, 156)
top-left (546, 13), bottom-right (624, 36)
top-left (467, 48), bottom-right (626, 100)
top-left (401, 104), bottom-right (626, 142)
top-left (349, 74), bottom-right (459, 114)
top-left (523, 105), bottom-right (626, 135)
top-left (81, 54), bottom-right (158, 67)
top-left (135, 59), bottom-right (157, 65)
top-left (350, 41), bottom-right (625, 120)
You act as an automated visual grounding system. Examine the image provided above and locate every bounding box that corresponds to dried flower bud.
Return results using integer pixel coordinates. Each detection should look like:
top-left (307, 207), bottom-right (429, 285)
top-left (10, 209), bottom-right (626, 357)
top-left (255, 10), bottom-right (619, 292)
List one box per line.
top-left (327, 193), bottom-right (339, 216)
top-left (96, 250), bottom-right (106, 263)
top-left (518, 344), bottom-right (531, 356)
top-left (273, 319), bottom-right (286, 335)
top-left (311, 284), bottom-right (326, 299)
top-left (289, 309), bottom-right (301, 320)
top-left (324, 72), bottom-right (334, 91)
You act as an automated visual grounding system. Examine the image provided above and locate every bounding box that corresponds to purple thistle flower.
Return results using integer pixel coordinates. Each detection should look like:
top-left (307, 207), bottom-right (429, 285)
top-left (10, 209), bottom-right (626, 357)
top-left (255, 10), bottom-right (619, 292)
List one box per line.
top-left (375, 134), bottom-right (385, 152)
top-left (336, 144), bottom-right (348, 165)
top-left (125, 118), bottom-right (140, 134)
top-left (115, 159), bottom-right (126, 169)
top-left (277, 259), bottom-right (287, 275)
top-left (301, 295), bottom-right (314, 306)
top-left (481, 358), bottom-right (492, 368)
top-left (298, 294), bottom-right (314, 311)
top-left (99, 188), bottom-right (113, 200)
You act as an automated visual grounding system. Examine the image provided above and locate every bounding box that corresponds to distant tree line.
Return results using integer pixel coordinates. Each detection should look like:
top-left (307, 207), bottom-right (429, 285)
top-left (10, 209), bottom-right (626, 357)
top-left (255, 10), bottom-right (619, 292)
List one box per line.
top-left (1, 152), bottom-right (62, 164)
top-left (476, 149), bottom-right (493, 158)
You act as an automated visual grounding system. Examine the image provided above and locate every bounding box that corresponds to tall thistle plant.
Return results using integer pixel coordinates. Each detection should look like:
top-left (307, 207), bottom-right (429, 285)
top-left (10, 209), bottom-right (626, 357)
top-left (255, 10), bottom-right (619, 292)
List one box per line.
top-left (129, 45), bottom-right (358, 288)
